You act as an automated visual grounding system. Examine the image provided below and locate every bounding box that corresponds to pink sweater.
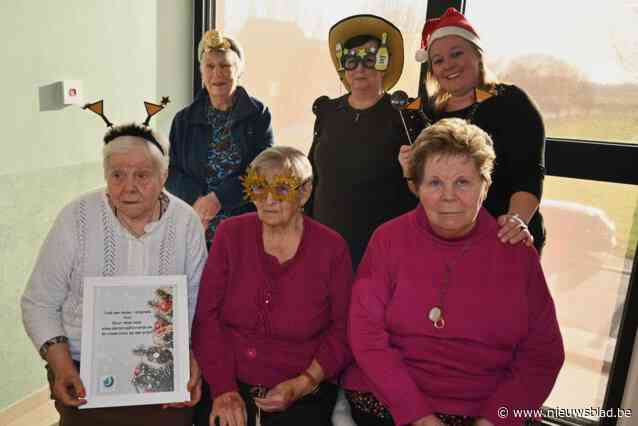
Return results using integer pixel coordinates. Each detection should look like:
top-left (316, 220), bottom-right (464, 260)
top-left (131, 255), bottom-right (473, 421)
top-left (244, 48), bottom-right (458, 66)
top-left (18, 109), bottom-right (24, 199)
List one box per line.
top-left (343, 207), bottom-right (564, 426)
top-left (192, 213), bottom-right (353, 397)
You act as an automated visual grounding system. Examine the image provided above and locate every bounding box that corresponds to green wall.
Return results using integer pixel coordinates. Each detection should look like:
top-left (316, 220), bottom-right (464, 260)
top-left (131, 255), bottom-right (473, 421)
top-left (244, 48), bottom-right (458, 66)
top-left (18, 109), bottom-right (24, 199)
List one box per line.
top-left (0, 0), bottom-right (193, 409)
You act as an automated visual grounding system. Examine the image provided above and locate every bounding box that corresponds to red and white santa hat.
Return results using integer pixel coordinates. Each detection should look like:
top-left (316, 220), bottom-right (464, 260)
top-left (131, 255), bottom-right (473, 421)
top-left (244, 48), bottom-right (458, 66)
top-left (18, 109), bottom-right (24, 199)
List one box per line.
top-left (415, 7), bottom-right (481, 63)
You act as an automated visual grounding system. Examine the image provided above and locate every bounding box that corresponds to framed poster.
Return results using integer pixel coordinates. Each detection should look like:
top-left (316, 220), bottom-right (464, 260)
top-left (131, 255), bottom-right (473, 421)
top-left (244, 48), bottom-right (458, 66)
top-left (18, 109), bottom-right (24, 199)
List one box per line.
top-left (79, 275), bottom-right (189, 409)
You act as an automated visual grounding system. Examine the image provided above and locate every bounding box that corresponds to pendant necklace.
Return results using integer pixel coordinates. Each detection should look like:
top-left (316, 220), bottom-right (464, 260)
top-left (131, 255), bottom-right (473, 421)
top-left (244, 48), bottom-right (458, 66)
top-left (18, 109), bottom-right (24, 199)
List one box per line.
top-left (428, 240), bottom-right (472, 329)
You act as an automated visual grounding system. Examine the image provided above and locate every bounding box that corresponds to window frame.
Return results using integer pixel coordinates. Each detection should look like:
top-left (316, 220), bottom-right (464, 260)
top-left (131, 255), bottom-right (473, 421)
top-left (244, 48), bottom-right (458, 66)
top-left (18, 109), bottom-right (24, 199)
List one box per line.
top-left (430, 1), bottom-right (638, 425)
top-left (193, 0), bottom-right (215, 96)
top-left (197, 1), bottom-right (638, 425)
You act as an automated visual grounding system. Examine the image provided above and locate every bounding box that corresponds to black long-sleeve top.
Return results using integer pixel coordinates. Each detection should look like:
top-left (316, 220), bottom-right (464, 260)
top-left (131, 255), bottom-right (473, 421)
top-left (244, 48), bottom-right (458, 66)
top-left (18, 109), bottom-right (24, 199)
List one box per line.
top-left (306, 94), bottom-right (422, 268)
top-left (437, 84), bottom-right (546, 249)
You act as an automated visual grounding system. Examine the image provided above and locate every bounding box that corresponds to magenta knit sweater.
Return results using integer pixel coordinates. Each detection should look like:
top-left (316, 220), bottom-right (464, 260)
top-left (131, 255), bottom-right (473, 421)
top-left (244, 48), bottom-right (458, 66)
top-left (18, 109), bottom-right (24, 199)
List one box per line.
top-left (343, 207), bottom-right (564, 426)
top-left (192, 213), bottom-right (353, 397)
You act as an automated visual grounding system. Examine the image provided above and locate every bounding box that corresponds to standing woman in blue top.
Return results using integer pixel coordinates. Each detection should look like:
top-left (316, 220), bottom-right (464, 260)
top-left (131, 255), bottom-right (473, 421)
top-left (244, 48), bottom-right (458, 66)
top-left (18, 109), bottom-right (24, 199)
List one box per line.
top-left (167, 30), bottom-right (274, 246)
top-left (166, 29), bottom-right (273, 426)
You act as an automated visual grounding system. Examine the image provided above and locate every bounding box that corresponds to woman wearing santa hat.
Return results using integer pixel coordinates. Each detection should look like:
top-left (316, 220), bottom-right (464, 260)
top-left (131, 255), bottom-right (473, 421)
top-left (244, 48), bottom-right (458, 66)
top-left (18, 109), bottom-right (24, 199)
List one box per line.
top-left (399, 7), bottom-right (546, 254)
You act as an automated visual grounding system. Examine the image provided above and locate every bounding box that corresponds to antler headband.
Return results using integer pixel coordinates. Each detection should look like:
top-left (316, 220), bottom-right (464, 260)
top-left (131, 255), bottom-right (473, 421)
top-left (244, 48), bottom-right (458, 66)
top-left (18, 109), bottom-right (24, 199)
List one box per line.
top-left (83, 97), bottom-right (170, 155)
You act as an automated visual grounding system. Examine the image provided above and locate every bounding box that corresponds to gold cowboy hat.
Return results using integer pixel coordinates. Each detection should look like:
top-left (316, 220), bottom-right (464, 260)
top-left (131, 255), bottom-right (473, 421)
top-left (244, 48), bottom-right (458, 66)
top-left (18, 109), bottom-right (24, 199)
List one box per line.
top-left (328, 14), bottom-right (404, 92)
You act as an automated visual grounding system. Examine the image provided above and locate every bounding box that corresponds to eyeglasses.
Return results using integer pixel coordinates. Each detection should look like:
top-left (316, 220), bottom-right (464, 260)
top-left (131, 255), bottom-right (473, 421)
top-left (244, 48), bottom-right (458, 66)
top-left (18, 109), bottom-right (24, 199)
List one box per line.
top-left (248, 181), bottom-right (305, 202)
top-left (341, 47), bottom-right (378, 71)
top-left (241, 168), bottom-right (306, 203)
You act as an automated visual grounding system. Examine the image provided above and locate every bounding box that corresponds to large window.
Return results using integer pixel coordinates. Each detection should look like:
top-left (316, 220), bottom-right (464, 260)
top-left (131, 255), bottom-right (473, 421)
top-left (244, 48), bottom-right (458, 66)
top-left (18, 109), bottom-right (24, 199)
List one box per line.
top-left (541, 178), bottom-right (637, 419)
top-left (464, 1), bottom-right (638, 424)
top-left (215, 0), bottom-right (428, 154)
top-left (215, 1), bottom-right (638, 424)
top-left (466, 1), bottom-right (638, 145)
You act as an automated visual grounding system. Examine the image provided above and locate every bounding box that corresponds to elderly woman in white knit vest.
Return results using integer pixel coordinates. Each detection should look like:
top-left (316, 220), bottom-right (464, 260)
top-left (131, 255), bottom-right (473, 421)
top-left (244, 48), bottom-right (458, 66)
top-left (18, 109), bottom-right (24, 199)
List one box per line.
top-left (21, 123), bottom-right (207, 426)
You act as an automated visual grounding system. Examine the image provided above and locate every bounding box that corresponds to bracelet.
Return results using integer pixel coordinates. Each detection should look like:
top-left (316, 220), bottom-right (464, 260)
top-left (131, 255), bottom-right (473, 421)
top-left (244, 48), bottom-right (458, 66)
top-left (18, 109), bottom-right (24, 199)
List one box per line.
top-left (39, 335), bottom-right (69, 360)
top-left (300, 370), bottom-right (319, 392)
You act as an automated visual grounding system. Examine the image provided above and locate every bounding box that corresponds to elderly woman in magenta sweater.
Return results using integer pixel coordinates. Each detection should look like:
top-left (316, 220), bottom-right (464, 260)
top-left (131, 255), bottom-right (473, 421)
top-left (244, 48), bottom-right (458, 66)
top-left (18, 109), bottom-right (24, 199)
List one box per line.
top-left (192, 146), bottom-right (353, 426)
top-left (343, 118), bottom-right (564, 426)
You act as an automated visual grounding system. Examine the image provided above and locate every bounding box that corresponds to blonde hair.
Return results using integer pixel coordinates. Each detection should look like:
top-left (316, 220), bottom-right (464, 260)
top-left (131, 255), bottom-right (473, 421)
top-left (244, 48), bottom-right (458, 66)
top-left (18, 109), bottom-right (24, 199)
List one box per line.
top-left (250, 146), bottom-right (313, 182)
top-left (409, 118), bottom-right (495, 186)
top-left (425, 40), bottom-right (498, 112)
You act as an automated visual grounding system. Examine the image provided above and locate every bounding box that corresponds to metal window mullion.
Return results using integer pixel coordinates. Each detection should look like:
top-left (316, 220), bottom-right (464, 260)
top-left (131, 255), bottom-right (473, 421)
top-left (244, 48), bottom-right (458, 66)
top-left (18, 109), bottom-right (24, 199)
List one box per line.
top-left (192, 0), bottom-right (216, 97)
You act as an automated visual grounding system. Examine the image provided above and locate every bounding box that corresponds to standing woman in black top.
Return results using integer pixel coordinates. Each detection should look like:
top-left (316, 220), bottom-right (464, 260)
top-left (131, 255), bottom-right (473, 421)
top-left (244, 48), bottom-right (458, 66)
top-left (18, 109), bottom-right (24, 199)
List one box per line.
top-left (307, 15), bottom-right (423, 269)
top-left (400, 7), bottom-right (546, 252)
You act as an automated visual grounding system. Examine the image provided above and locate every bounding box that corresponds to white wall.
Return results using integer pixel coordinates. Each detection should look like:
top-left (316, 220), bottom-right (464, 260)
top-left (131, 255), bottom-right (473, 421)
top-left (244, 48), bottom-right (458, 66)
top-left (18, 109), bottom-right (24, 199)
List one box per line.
top-left (0, 0), bottom-right (192, 409)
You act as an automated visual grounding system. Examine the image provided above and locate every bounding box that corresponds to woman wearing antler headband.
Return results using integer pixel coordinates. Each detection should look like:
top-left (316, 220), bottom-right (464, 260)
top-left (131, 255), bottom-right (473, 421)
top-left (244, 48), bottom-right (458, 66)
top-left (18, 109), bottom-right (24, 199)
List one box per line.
top-left (192, 147), bottom-right (353, 426)
top-left (399, 7), bottom-right (546, 253)
top-left (167, 30), bottom-right (274, 247)
top-left (21, 121), bottom-right (207, 426)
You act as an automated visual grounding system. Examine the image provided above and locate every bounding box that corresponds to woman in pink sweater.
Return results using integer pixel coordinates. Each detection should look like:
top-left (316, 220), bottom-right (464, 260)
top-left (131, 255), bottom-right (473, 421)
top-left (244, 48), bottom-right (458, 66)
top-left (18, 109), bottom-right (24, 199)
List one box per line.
top-left (192, 146), bottom-right (353, 426)
top-left (343, 118), bottom-right (564, 426)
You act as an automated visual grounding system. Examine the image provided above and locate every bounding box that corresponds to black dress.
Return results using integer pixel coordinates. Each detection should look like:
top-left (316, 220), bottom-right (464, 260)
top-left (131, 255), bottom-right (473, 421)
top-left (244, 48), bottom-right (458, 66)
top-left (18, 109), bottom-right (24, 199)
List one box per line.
top-left (307, 94), bottom-right (423, 269)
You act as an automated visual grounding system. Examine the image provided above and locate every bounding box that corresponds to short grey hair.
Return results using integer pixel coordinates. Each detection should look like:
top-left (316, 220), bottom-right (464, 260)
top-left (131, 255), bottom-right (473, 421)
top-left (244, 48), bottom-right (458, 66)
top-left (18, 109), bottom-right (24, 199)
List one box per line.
top-left (249, 146), bottom-right (313, 182)
top-left (409, 118), bottom-right (495, 186)
top-left (102, 124), bottom-right (169, 176)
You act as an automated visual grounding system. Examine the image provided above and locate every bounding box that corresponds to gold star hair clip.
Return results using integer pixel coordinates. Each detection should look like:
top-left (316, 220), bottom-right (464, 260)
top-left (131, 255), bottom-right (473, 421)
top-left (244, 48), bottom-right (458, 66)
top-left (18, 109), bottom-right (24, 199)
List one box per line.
top-left (202, 30), bottom-right (231, 53)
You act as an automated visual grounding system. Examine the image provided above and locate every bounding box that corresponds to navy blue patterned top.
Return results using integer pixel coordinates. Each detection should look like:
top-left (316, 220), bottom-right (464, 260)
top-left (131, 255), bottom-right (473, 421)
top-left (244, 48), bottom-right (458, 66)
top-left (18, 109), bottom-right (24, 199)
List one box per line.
top-left (205, 104), bottom-right (242, 243)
